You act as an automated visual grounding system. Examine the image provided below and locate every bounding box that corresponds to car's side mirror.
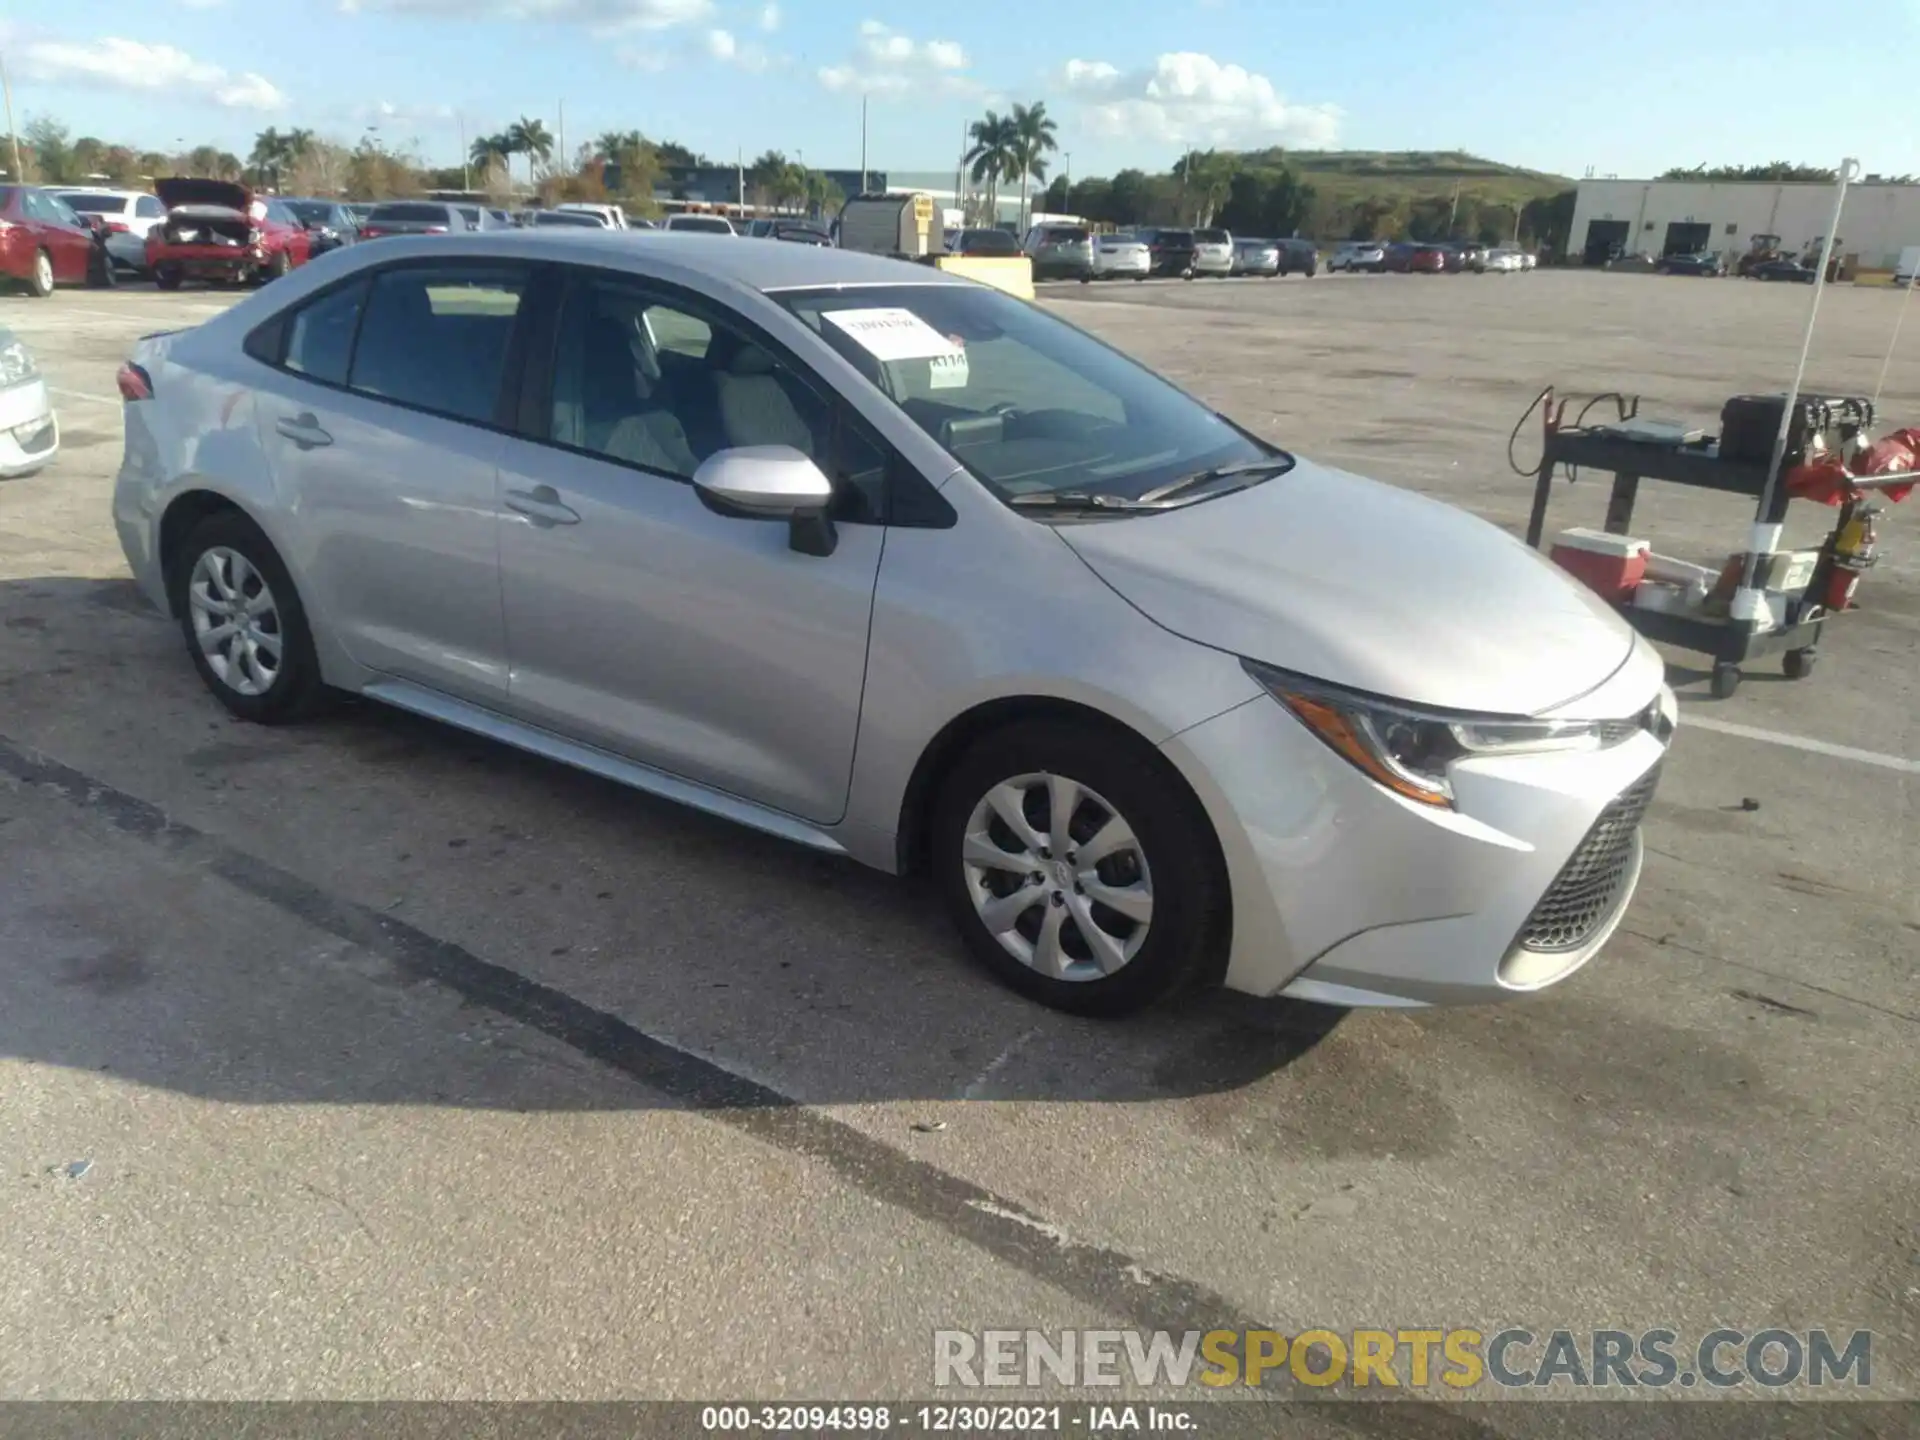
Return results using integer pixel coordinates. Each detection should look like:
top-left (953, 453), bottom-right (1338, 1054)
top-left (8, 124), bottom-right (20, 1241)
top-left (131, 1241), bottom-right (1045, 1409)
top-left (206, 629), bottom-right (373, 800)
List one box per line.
top-left (692, 445), bottom-right (838, 557)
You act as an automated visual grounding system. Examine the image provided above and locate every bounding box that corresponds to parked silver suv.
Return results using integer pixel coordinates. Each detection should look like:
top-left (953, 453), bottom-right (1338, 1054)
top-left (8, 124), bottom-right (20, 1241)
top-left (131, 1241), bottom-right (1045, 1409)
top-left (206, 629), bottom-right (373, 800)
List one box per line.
top-left (1023, 224), bottom-right (1094, 281)
top-left (112, 232), bottom-right (1672, 1016)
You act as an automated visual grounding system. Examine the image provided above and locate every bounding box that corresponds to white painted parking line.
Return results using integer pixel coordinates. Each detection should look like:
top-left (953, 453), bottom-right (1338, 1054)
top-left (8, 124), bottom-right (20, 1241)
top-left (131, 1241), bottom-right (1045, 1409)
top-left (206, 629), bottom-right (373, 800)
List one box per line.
top-left (48, 388), bottom-right (122, 407)
top-left (1681, 713), bottom-right (1919, 775)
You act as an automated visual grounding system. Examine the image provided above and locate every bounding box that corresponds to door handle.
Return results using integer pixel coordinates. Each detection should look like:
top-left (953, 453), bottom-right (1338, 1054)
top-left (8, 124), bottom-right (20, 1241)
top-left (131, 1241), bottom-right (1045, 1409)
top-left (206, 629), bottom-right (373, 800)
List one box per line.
top-left (275, 412), bottom-right (333, 448)
top-left (504, 485), bottom-right (581, 527)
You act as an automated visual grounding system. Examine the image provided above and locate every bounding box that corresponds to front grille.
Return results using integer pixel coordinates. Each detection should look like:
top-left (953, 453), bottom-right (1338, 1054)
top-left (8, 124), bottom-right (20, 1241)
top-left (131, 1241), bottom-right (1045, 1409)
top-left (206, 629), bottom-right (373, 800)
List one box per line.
top-left (1518, 762), bottom-right (1662, 953)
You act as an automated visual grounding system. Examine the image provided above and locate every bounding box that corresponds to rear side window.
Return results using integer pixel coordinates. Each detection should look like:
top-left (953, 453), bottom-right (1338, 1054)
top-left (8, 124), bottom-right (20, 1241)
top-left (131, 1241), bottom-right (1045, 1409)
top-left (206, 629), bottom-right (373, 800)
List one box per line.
top-left (348, 265), bottom-right (528, 425)
top-left (284, 277), bottom-right (370, 386)
top-left (137, 195), bottom-right (167, 218)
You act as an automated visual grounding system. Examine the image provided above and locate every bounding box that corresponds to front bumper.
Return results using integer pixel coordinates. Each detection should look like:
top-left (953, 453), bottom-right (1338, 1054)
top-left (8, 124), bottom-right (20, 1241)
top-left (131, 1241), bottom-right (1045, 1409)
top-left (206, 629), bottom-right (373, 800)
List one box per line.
top-left (0, 378), bottom-right (58, 478)
top-left (1162, 651), bottom-right (1674, 1007)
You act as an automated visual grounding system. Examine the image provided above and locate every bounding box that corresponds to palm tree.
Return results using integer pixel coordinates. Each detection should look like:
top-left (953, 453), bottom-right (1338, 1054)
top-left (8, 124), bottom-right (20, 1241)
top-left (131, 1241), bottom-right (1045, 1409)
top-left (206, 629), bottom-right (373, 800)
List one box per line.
top-left (964, 110), bottom-right (1016, 226)
top-left (470, 131), bottom-right (513, 185)
top-left (1008, 101), bottom-right (1059, 232)
top-left (506, 116), bottom-right (554, 186)
top-left (249, 127), bottom-right (297, 189)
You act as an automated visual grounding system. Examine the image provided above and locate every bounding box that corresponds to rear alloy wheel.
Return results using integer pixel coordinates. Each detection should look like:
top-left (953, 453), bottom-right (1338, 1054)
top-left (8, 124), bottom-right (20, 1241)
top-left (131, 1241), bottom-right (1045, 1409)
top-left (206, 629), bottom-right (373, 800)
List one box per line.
top-left (27, 249), bottom-right (55, 299)
top-left (155, 264), bottom-right (183, 291)
top-left (264, 250), bottom-right (292, 281)
top-left (933, 721), bottom-right (1226, 1015)
top-left (171, 512), bottom-right (331, 724)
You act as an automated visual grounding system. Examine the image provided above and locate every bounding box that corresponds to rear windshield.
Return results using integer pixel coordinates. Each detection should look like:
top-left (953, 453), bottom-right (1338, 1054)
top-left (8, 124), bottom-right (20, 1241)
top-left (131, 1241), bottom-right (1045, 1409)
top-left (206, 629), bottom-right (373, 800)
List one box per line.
top-left (367, 203), bottom-right (449, 222)
top-left (670, 216), bottom-right (734, 232)
top-left (284, 201), bottom-right (334, 224)
top-left (1157, 230), bottom-right (1193, 244)
top-left (58, 193), bottom-right (127, 213)
top-left (532, 210), bottom-right (601, 226)
top-left (1195, 229), bottom-right (1229, 243)
top-left (1041, 227), bottom-right (1090, 242)
top-left (960, 230), bottom-right (1020, 254)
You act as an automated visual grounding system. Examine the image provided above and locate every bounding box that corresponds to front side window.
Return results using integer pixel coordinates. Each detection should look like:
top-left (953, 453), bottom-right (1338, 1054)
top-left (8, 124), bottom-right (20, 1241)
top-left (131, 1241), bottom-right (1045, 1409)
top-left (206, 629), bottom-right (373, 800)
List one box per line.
top-left (775, 284), bottom-right (1278, 505)
top-left (284, 277), bottom-right (370, 386)
top-left (348, 265), bottom-right (527, 424)
top-left (546, 277), bottom-right (829, 481)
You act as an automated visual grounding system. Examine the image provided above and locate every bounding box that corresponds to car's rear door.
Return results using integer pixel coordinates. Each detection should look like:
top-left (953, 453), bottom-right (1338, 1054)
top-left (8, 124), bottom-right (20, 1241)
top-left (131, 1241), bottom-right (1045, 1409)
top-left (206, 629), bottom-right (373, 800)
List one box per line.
top-left (245, 258), bottom-right (532, 703)
top-left (492, 266), bottom-right (886, 824)
top-left (26, 191), bottom-right (93, 280)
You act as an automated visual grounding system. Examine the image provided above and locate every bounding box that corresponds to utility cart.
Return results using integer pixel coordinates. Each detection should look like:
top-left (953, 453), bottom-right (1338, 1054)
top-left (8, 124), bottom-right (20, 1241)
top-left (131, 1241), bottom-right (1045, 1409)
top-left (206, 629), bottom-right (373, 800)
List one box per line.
top-left (1523, 410), bottom-right (1832, 699)
top-left (1521, 155), bottom-right (1912, 700)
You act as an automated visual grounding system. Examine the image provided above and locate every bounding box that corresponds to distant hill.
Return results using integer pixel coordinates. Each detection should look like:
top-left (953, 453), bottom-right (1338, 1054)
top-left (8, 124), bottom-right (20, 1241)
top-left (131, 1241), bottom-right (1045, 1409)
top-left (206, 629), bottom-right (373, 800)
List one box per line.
top-left (1265, 149), bottom-right (1572, 203)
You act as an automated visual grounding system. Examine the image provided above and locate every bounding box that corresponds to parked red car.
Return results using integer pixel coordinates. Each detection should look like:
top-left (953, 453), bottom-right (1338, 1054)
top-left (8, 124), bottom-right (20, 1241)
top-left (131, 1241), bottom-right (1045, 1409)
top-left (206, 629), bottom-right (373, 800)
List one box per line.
top-left (0, 184), bottom-right (99, 297)
top-left (145, 179), bottom-right (311, 291)
top-left (1409, 245), bottom-right (1448, 273)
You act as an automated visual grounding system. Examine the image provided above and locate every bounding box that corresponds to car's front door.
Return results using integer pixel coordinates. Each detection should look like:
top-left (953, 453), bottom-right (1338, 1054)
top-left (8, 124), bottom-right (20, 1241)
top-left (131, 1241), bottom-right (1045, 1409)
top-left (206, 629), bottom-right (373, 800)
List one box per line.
top-left (248, 260), bottom-right (532, 703)
top-left (26, 191), bottom-right (94, 281)
top-left (495, 269), bottom-right (885, 824)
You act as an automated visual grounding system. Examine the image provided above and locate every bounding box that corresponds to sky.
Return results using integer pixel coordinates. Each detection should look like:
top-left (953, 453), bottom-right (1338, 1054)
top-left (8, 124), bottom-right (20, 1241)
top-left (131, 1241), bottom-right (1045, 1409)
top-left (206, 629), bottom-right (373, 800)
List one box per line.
top-left (4, 0), bottom-right (1918, 183)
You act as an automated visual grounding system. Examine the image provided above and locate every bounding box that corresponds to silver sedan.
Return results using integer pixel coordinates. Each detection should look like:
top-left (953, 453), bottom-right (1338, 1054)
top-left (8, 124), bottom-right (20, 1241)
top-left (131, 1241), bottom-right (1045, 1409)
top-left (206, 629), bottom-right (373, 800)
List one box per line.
top-left (0, 327), bottom-right (58, 478)
top-left (112, 232), bottom-right (1672, 1015)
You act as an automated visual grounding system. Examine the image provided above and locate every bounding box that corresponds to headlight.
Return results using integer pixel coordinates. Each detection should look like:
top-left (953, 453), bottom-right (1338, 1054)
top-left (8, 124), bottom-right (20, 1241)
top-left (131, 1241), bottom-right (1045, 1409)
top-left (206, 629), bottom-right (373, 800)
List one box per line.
top-left (1243, 660), bottom-right (1633, 809)
top-left (0, 336), bottom-right (39, 387)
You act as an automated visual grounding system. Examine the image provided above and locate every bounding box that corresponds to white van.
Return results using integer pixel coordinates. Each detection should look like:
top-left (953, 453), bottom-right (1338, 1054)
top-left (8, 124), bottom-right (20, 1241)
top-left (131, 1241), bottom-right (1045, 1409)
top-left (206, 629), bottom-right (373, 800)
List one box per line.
top-left (554, 202), bottom-right (629, 230)
top-left (1896, 245), bottom-right (1920, 286)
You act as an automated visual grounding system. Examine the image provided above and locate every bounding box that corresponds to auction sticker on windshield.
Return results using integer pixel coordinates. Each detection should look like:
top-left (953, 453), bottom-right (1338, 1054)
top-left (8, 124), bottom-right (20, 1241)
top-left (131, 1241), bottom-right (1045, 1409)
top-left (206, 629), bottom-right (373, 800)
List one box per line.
top-left (822, 307), bottom-right (960, 363)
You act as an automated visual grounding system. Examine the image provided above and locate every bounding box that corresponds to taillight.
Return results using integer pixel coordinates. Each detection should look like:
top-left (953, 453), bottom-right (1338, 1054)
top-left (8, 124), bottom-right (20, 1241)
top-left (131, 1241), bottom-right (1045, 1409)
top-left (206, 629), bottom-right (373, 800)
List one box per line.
top-left (116, 363), bottom-right (153, 402)
top-left (105, 221), bottom-right (130, 233)
top-left (425, 225), bottom-right (448, 234)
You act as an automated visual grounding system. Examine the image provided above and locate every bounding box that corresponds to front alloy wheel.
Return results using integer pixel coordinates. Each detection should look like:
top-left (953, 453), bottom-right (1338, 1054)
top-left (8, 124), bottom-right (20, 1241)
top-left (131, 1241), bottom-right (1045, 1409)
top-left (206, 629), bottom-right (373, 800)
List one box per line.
top-left (933, 720), bottom-right (1227, 1015)
top-left (188, 546), bottom-right (284, 697)
top-left (963, 772), bottom-right (1153, 981)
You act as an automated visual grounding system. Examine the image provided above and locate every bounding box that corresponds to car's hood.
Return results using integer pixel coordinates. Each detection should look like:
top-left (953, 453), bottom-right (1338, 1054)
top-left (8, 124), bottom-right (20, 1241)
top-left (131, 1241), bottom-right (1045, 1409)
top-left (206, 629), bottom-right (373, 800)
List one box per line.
top-left (1058, 459), bottom-right (1640, 716)
top-left (157, 178), bottom-right (252, 212)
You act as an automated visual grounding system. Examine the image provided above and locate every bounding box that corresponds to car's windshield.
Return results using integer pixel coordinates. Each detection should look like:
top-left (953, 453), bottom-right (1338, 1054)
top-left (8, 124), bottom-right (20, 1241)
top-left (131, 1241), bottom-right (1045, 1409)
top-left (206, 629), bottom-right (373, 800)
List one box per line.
top-left (774, 283), bottom-right (1281, 506)
top-left (285, 201), bottom-right (333, 225)
top-left (58, 193), bottom-right (126, 214)
top-left (368, 203), bottom-right (448, 222)
top-left (1195, 229), bottom-right (1229, 244)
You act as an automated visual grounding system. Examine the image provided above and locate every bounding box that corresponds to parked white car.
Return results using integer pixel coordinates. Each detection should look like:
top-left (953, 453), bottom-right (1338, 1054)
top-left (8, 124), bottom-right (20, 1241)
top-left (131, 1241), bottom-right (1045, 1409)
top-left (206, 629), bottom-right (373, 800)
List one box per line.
top-left (1091, 233), bottom-right (1150, 279)
top-left (1329, 242), bottom-right (1387, 273)
top-left (664, 213), bottom-right (738, 235)
top-left (1190, 227), bottom-right (1235, 276)
top-left (1484, 249), bottom-right (1526, 273)
top-left (0, 326), bottom-right (58, 478)
top-left (53, 187), bottom-right (167, 273)
top-left (555, 202), bottom-right (629, 230)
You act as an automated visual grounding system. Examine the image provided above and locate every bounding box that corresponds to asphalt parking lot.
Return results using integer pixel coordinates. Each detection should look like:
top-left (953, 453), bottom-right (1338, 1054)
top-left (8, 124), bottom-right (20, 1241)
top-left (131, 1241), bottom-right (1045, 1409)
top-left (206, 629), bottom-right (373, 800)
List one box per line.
top-left (1, 271), bottom-right (1915, 1423)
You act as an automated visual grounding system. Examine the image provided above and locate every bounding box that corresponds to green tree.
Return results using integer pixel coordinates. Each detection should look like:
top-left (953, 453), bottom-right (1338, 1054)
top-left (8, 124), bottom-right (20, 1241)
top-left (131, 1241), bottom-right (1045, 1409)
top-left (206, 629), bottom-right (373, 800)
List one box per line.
top-left (803, 170), bottom-right (844, 219)
top-left (1042, 174), bottom-right (1070, 214)
top-left (965, 110), bottom-right (1017, 223)
top-left (654, 139), bottom-right (707, 169)
top-left (1008, 101), bottom-right (1059, 231)
top-left (1174, 148), bottom-right (1235, 226)
top-left (1068, 175), bottom-right (1113, 224)
top-left (506, 116), bottom-right (554, 186)
top-left (1106, 168), bottom-right (1150, 224)
top-left (23, 116), bottom-right (75, 184)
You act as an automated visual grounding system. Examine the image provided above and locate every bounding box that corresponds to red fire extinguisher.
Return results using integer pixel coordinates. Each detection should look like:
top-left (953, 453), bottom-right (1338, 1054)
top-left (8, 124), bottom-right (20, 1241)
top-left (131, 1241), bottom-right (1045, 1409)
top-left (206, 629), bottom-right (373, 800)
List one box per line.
top-left (1823, 502), bottom-right (1881, 611)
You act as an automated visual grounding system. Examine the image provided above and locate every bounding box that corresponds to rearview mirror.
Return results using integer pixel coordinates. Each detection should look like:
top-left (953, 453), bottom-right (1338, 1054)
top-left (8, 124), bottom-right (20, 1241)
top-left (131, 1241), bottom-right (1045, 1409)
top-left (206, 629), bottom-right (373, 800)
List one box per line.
top-left (692, 445), bottom-right (838, 556)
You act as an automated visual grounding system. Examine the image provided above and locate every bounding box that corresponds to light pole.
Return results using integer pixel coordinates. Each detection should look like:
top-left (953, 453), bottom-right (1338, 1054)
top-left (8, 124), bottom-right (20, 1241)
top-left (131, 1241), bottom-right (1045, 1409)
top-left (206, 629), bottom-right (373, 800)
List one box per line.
top-left (859, 93), bottom-right (868, 195)
top-left (0, 50), bottom-right (22, 186)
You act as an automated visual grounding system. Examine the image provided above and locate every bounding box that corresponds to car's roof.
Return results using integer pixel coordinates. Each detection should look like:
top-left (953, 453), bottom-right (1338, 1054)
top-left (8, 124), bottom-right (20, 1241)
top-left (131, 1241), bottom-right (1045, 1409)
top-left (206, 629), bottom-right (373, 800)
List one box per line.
top-left (318, 228), bottom-right (971, 293)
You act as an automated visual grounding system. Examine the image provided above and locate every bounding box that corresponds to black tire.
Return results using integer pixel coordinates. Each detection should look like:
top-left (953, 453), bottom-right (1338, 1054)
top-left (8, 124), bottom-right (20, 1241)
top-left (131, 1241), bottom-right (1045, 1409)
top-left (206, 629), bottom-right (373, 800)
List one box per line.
top-left (26, 249), bottom-right (55, 299)
top-left (264, 250), bottom-right (292, 281)
top-left (87, 246), bottom-right (118, 289)
top-left (154, 264), bottom-right (184, 291)
top-left (1784, 647), bottom-right (1816, 680)
top-left (168, 510), bottom-right (332, 725)
top-left (931, 719), bottom-right (1228, 1017)
top-left (1710, 663), bottom-right (1742, 700)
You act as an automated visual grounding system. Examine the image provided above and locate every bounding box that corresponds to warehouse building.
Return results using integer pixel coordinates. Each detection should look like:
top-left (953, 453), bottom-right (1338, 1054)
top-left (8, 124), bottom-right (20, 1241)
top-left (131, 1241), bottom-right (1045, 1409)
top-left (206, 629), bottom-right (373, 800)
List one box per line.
top-left (1570, 177), bottom-right (1920, 270)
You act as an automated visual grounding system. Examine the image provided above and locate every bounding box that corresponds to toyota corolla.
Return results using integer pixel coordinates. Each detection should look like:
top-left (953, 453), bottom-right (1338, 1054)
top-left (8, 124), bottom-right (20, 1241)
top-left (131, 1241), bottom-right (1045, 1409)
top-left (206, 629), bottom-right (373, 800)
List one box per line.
top-left (112, 233), bottom-right (1673, 1015)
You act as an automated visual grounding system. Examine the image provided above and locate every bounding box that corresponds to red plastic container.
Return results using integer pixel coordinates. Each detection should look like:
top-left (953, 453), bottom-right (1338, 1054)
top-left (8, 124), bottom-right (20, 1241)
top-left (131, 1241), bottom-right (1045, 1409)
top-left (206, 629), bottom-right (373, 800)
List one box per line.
top-left (1550, 528), bottom-right (1649, 602)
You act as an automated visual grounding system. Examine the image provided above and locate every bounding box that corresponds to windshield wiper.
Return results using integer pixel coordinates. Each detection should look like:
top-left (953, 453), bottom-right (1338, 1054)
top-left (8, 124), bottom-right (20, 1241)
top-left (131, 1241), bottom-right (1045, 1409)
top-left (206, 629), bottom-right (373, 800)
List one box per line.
top-left (1007, 491), bottom-right (1167, 513)
top-left (1136, 456), bottom-right (1294, 506)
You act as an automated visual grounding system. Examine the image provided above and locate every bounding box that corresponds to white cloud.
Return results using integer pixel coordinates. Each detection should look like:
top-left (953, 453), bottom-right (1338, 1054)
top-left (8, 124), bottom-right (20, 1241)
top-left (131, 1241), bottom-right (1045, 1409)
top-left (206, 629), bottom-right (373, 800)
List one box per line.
top-left (16, 36), bottom-right (287, 110)
top-left (819, 19), bottom-right (972, 96)
top-left (706, 26), bottom-right (735, 58)
top-left (339, 0), bottom-right (711, 32)
top-left (617, 46), bottom-right (671, 69)
top-left (1059, 51), bottom-right (1339, 148)
top-left (361, 98), bottom-right (457, 122)
top-left (758, 2), bottom-right (779, 29)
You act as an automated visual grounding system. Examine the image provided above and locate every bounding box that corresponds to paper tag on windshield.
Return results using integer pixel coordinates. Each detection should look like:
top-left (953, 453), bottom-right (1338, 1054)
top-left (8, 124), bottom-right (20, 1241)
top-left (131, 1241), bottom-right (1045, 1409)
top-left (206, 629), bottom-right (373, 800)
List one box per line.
top-left (928, 349), bottom-right (969, 390)
top-left (822, 307), bottom-right (960, 363)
